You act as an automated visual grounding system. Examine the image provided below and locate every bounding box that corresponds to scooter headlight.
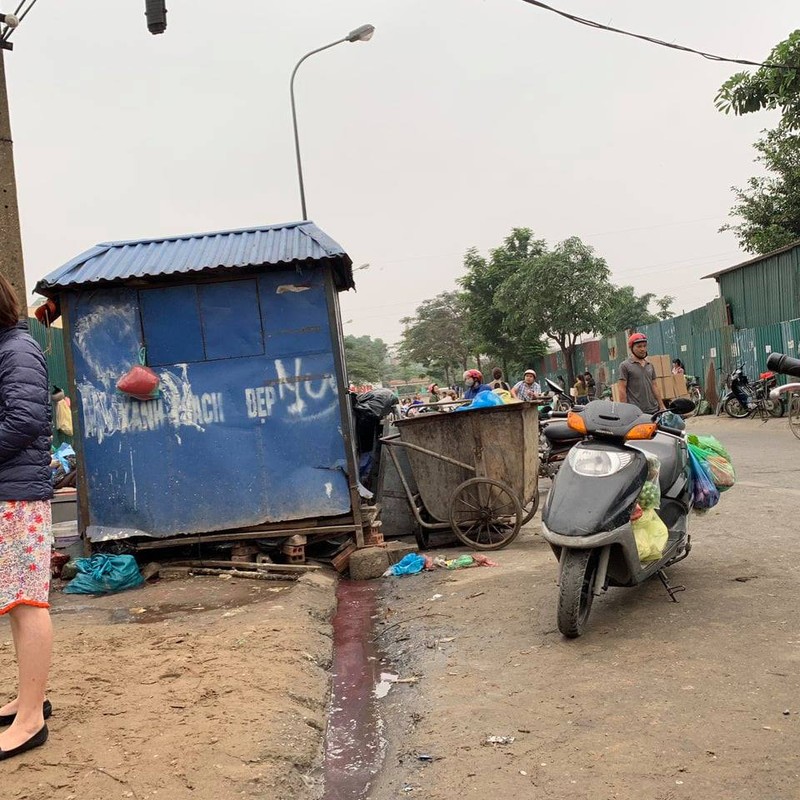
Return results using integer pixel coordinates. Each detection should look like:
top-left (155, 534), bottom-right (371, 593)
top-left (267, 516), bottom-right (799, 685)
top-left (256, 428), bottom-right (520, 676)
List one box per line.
top-left (568, 448), bottom-right (634, 477)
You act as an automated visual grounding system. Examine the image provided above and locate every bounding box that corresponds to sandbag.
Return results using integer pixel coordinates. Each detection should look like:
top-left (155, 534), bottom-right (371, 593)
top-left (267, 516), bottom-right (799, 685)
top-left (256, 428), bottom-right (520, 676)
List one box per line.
top-left (63, 554), bottom-right (145, 595)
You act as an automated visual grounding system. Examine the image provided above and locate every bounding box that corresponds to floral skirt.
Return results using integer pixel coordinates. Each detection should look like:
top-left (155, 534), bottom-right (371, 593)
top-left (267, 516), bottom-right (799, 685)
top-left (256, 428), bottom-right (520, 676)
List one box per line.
top-left (0, 500), bottom-right (53, 615)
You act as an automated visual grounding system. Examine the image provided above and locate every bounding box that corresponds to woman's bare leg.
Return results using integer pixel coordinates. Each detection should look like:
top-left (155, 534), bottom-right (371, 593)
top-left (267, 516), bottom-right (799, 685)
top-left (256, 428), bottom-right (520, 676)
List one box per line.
top-left (0, 606), bottom-right (51, 750)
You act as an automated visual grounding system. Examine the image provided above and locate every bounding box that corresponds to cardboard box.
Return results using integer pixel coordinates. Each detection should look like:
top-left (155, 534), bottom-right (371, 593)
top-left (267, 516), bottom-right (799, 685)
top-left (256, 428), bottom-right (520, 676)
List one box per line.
top-left (656, 376), bottom-right (673, 400)
top-left (649, 355), bottom-right (672, 378)
top-left (672, 373), bottom-right (689, 398)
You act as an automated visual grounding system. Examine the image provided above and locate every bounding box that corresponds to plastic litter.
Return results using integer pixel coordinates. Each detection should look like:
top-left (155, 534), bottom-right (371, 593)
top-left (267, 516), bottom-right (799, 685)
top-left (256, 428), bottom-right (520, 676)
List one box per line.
top-left (455, 390), bottom-right (504, 411)
top-left (484, 736), bottom-right (516, 745)
top-left (385, 553), bottom-right (426, 577)
top-left (63, 554), bottom-right (145, 595)
top-left (117, 352), bottom-right (160, 402)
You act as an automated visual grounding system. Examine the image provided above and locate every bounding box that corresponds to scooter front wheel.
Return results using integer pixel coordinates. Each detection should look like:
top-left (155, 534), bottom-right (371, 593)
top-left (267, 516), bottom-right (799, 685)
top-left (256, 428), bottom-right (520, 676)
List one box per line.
top-left (558, 549), bottom-right (599, 638)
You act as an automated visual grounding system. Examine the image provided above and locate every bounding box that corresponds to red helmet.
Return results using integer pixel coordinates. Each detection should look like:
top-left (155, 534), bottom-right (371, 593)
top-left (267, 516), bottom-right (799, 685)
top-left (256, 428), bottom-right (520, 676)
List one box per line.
top-left (628, 332), bottom-right (648, 349)
top-left (463, 369), bottom-right (483, 383)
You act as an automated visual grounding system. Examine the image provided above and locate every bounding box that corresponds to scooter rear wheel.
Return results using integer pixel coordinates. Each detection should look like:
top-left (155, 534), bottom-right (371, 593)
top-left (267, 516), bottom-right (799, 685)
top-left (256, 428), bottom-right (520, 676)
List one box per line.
top-left (558, 549), bottom-right (599, 638)
top-left (724, 396), bottom-right (749, 418)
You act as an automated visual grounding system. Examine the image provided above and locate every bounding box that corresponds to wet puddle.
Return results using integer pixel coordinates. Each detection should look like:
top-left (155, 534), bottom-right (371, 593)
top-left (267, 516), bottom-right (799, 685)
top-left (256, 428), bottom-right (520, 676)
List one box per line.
top-left (323, 580), bottom-right (392, 799)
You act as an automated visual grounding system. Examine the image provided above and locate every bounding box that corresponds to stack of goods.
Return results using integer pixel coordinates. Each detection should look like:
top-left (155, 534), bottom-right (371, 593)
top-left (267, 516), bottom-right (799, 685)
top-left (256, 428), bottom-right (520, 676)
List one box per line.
top-left (631, 453), bottom-right (669, 562)
top-left (649, 355), bottom-right (690, 402)
top-left (687, 435), bottom-right (735, 512)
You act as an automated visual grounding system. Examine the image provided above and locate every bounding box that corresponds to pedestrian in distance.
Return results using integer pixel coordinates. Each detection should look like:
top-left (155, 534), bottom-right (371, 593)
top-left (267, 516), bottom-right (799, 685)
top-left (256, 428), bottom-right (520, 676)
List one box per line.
top-left (463, 369), bottom-right (492, 400)
top-left (584, 371), bottom-right (597, 401)
top-left (672, 359), bottom-right (685, 375)
top-left (618, 332), bottom-right (665, 414)
top-left (0, 275), bottom-right (54, 761)
top-left (512, 369), bottom-right (541, 401)
top-left (488, 367), bottom-right (510, 392)
top-left (574, 374), bottom-right (589, 405)
top-left (427, 383), bottom-right (441, 403)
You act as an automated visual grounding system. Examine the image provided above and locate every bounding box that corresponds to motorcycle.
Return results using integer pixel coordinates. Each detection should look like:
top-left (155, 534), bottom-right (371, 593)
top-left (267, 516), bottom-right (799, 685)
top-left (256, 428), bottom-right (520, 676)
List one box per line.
top-left (767, 353), bottom-right (800, 439)
top-left (540, 396), bottom-right (695, 638)
top-left (719, 365), bottom-right (784, 418)
top-left (538, 378), bottom-right (583, 479)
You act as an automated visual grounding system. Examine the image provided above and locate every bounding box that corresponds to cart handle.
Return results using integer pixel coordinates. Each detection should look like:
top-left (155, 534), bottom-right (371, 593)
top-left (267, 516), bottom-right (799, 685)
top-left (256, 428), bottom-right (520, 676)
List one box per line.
top-left (380, 435), bottom-right (477, 473)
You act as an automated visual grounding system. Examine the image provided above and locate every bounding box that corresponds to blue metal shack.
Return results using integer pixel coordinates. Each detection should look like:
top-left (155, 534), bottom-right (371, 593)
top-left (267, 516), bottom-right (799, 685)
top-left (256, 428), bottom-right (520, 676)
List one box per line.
top-left (35, 221), bottom-right (364, 546)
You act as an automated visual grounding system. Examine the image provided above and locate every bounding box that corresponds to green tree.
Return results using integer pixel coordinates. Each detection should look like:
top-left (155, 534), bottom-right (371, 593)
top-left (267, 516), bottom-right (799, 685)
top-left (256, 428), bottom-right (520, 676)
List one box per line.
top-left (459, 230), bottom-right (547, 373)
top-left (344, 335), bottom-right (388, 385)
top-left (719, 126), bottom-right (800, 253)
top-left (715, 31), bottom-right (800, 129)
top-left (655, 295), bottom-right (676, 320)
top-left (495, 236), bottom-right (613, 386)
top-left (398, 291), bottom-right (473, 386)
top-left (601, 285), bottom-right (657, 336)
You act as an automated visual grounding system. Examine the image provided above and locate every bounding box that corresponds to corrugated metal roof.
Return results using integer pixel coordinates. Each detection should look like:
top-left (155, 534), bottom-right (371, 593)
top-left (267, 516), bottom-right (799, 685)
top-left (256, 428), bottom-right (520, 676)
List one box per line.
top-left (701, 238), bottom-right (800, 280)
top-left (35, 221), bottom-right (354, 294)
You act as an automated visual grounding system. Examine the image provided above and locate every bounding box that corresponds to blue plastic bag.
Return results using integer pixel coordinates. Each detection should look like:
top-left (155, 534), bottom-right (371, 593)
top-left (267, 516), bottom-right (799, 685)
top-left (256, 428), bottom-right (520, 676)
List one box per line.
top-left (456, 390), bottom-right (504, 411)
top-left (688, 449), bottom-right (720, 510)
top-left (387, 553), bottom-right (426, 576)
top-left (63, 554), bottom-right (145, 595)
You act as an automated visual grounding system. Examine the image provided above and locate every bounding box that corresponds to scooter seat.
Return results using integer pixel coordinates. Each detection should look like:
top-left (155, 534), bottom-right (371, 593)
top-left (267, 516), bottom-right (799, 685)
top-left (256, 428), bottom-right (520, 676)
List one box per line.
top-left (542, 422), bottom-right (582, 442)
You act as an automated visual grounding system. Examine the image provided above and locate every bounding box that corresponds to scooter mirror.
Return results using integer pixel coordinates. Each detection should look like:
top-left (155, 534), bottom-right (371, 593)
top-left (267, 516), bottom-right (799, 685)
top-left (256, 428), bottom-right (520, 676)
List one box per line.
top-left (669, 397), bottom-right (695, 415)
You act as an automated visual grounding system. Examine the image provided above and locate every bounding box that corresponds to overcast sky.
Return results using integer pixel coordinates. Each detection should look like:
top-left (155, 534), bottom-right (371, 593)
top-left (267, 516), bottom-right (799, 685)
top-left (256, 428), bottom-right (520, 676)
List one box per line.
top-left (7, 1), bottom-right (797, 344)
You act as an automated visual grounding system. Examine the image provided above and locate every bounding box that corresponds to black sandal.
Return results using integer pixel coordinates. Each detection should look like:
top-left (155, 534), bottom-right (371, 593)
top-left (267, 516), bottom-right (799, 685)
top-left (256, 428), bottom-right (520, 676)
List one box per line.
top-left (0, 699), bottom-right (52, 727)
top-left (0, 724), bottom-right (48, 760)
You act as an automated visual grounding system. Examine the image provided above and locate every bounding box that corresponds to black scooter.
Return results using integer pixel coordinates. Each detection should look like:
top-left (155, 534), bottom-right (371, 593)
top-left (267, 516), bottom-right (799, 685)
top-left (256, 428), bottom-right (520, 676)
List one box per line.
top-left (539, 379), bottom-right (583, 478)
top-left (541, 397), bottom-right (695, 638)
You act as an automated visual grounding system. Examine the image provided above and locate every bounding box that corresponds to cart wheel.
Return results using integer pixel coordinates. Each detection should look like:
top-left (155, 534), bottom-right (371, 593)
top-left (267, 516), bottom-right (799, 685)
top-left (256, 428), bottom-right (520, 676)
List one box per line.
top-left (521, 489), bottom-right (540, 526)
top-left (414, 524), bottom-right (430, 550)
top-left (449, 478), bottom-right (523, 551)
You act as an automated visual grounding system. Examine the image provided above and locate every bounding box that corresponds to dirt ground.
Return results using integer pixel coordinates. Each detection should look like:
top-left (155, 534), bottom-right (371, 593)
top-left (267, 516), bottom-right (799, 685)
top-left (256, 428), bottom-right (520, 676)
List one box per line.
top-left (0, 570), bottom-right (337, 799)
top-left (3, 415), bottom-right (798, 800)
top-left (369, 416), bottom-right (800, 800)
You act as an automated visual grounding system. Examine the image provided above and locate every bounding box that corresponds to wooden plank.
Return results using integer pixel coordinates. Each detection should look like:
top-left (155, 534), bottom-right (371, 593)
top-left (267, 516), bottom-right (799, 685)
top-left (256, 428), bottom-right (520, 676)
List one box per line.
top-left (169, 559), bottom-right (323, 573)
top-left (134, 524), bottom-right (357, 550)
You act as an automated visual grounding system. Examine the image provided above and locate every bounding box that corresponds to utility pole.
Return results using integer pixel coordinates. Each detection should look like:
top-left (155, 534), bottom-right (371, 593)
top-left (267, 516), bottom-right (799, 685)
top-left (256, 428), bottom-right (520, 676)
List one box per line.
top-left (0, 38), bottom-right (26, 313)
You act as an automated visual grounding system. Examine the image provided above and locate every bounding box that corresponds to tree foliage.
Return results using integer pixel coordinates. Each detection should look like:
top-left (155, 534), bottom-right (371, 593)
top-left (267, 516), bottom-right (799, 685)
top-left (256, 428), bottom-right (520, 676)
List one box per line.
top-left (655, 295), bottom-right (676, 320)
top-left (601, 285), bottom-right (657, 336)
top-left (495, 234), bottom-right (613, 385)
top-left (719, 126), bottom-right (800, 253)
top-left (459, 230), bottom-right (547, 372)
top-left (715, 31), bottom-right (800, 129)
top-left (398, 291), bottom-right (473, 385)
top-left (344, 335), bottom-right (388, 385)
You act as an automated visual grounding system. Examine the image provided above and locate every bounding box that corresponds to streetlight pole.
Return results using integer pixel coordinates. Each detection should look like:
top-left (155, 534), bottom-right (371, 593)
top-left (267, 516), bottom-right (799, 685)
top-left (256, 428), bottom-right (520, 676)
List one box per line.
top-left (0, 12), bottom-right (24, 311)
top-left (290, 24), bottom-right (375, 221)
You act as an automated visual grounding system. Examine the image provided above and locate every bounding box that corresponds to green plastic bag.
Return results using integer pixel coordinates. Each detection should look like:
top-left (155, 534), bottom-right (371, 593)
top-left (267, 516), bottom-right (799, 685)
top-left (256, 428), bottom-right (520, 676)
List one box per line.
top-left (687, 435), bottom-right (735, 492)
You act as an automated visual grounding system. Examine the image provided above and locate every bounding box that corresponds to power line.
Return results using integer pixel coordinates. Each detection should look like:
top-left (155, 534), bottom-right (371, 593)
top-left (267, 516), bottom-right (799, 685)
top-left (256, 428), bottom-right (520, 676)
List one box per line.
top-left (3, 0), bottom-right (40, 42)
top-left (520, 0), bottom-right (799, 71)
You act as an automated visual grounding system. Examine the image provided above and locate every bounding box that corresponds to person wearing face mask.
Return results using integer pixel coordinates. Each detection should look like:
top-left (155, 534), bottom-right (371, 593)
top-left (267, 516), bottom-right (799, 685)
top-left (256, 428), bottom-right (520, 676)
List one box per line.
top-left (462, 369), bottom-right (491, 400)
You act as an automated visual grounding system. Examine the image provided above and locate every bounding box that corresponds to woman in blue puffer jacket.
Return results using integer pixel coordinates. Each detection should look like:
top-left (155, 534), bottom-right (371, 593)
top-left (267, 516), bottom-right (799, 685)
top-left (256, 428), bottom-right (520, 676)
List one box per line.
top-left (0, 276), bottom-right (53, 760)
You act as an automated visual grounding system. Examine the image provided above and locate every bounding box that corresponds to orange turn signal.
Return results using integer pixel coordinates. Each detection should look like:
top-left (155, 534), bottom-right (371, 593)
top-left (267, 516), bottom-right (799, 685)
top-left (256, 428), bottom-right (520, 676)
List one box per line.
top-left (624, 422), bottom-right (658, 440)
top-left (567, 411), bottom-right (588, 435)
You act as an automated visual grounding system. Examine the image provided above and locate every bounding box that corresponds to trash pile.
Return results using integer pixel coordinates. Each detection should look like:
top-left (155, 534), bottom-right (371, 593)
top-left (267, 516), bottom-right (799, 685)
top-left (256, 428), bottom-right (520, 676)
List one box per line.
top-left (383, 552), bottom-right (499, 577)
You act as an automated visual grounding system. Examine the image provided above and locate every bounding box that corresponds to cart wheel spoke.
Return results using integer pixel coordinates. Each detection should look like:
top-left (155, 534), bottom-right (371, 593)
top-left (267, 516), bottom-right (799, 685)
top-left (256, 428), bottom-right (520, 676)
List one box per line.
top-left (449, 478), bottom-right (522, 551)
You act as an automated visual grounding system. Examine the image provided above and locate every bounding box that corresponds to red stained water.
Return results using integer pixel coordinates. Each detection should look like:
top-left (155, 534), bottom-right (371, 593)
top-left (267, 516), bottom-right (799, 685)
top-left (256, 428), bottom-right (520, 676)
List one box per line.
top-left (323, 579), bottom-right (387, 799)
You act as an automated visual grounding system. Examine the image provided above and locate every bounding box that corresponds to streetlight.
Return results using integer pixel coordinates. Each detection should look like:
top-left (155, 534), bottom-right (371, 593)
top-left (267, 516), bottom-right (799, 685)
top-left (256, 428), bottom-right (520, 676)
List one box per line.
top-left (290, 24), bottom-right (375, 220)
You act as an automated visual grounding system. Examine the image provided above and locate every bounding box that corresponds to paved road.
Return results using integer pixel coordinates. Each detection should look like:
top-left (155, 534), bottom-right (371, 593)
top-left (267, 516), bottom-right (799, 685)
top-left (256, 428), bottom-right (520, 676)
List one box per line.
top-left (370, 416), bottom-right (800, 800)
